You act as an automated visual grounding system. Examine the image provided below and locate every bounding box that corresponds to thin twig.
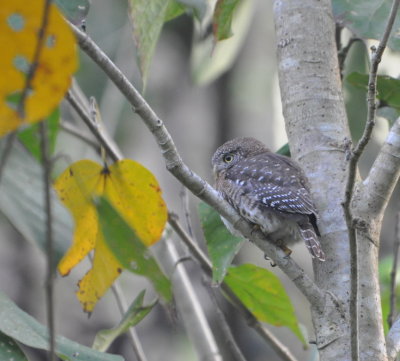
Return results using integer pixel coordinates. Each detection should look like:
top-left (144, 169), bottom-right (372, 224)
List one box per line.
top-left (39, 121), bottom-right (56, 361)
top-left (18, 0), bottom-right (53, 118)
top-left (0, 132), bottom-right (17, 185)
top-left (68, 22), bottom-right (326, 313)
top-left (168, 214), bottom-right (299, 361)
top-left (342, 1), bottom-right (400, 360)
top-left (59, 121), bottom-right (100, 150)
top-left (338, 37), bottom-right (362, 78)
top-left (180, 186), bottom-right (194, 238)
top-left (110, 282), bottom-right (149, 361)
top-left (389, 213), bottom-right (400, 328)
top-left (206, 286), bottom-right (247, 361)
top-left (67, 78), bottom-right (299, 361)
top-left (65, 90), bottom-right (121, 162)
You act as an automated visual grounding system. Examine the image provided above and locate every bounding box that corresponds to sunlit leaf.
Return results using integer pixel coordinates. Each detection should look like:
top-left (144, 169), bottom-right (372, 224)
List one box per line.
top-left (54, 159), bottom-right (168, 312)
top-left (97, 197), bottom-right (172, 302)
top-left (198, 202), bottom-right (243, 285)
top-left (333, 0), bottom-right (400, 51)
top-left (93, 290), bottom-right (157, 352)
top-left (213, 0), bottom-right (241, 41)
top-left (347, 72), bottom-right (400, 112)
top-left (225, 264), bottom-right (306, 345)
top-left (18, 107), bottom-right (60, 160)
top-left (0, 0), bottom-right (78, 136)
top-left (129, 0), bottom-right (170, 87)
top-left (0, 332), bottom-right (28, 361)
top-left (0, 291), bottom-right (123, 361)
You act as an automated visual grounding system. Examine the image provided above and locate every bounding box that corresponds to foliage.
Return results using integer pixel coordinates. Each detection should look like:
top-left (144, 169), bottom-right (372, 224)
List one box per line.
top-left (54, 160), bottom-right (168, 312)
top-left (0, 0), bottom-right (399, 360)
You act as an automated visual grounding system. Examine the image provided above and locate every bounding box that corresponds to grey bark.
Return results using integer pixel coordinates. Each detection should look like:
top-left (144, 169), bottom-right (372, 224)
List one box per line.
top-left (273, 0), bottom-right (352, 360)
top-left (273, 1), bottom-right (400, 361)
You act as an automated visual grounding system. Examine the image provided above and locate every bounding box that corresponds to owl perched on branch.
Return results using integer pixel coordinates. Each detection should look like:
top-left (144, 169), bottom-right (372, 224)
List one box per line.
top-left (211, 137), bottom-right (325, 261)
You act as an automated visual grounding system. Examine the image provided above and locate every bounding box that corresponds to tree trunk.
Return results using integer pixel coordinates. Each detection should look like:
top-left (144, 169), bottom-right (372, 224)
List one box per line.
top-left (273, 0), bottom-right (387, 360)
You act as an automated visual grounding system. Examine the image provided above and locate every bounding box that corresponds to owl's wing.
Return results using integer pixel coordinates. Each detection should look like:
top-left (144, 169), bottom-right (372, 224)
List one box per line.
top-left (224, 153), bottom-right (317, 216)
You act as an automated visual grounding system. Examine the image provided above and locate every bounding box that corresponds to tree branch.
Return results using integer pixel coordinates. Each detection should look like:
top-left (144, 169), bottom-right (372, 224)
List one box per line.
top-left (342, 2), bottom-right (400, 360)
top-left (39, 121), bottom-right (56, 361)
top-left (68, 22), bottom-right (327, 313)
top-left (168, 215), bottom-right (300, 361)
top-left (388, 213), bottom-right (400, 328)
top-left (67, 79), bottom-right (304, 360)
top-left (387, 316), bottom-right (400, 361)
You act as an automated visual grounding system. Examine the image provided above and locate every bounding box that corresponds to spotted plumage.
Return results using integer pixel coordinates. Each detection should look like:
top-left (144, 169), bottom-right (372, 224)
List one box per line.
top-left (211, 137), bottom-right (325, 261)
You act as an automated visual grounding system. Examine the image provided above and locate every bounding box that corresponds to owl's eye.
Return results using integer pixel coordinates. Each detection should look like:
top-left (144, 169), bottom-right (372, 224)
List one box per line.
top-left (223, 153), bottom-right (234, 163)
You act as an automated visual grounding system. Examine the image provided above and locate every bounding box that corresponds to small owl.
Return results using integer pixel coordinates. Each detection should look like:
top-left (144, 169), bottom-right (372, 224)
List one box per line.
top-left (211, 137), bottom-right (325, 261)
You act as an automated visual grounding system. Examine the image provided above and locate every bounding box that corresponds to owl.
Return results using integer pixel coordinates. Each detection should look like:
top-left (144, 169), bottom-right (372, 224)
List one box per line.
top-left (211, 137), bottom-right (325, 261)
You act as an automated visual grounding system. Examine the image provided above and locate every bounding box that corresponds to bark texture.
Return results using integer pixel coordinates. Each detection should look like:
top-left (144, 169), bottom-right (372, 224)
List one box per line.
top-left (274, 0), bottom-right (353, 360)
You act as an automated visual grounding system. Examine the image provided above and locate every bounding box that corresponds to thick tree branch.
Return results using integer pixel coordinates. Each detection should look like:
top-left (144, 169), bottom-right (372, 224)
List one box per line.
top-left (359, 117), bottom-right (400, 220)
top-left (387, 316), bottom-right (400, 361)
top-left (68, 22), bottom-right (328, 313)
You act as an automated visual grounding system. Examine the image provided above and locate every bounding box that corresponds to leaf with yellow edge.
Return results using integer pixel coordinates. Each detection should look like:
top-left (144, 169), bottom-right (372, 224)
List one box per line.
top-left (54, 159), bottom-right (168, 313)
top-left (0, 0), bottom-right (78, 136)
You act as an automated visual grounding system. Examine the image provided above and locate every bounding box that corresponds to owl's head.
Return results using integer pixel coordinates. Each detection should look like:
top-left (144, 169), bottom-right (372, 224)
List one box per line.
top-left (211, 137), bottom-right (269, 176)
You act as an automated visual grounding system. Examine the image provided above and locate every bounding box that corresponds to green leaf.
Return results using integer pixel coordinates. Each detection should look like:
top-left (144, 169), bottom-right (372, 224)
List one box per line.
top-left (276, 143), bottom-right (291, 157)
top-left (0, 291), bottom-right (123, 361)
top-left (165, 1), bottom-right (186, 22)
top-left (93, 290), bottom-right (157, 352)
top-left (377, 106), bottom-right (399, 125)
top-left (191, 0), bottom-right (253, 85)
top-left (347, 72), bottom-right (400, 112)
top-left (342, 41), bottom-right (369, 141)
top-left (332, 0), bottom-right (400, 51)
top-left (379, 256), bottom-right (400, 334)
top-left (55, 0), bottom-right (90, 26)
top-left (0, 332), bottom-right (28, 361)
top-left (129, 0), bottom-right (170, 88)
top-left (198, 202), bottom-right (244, 285)
top-left (18, 108), bottom-right (60, 161)
top-left (225, 264), bottom-right (306, 345)
top-left (213, 0), bottom-right (241, 41)
top-left (176, 0), bottom-right (207, 20)
top-left (96, 197), bottom-right (172, 302)
top-left (0, 138), bottom-right (72, 263)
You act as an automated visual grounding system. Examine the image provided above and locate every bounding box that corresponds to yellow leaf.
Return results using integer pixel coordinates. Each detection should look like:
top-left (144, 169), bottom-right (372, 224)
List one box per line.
top-left (54, 159), bottom-right (167, 312)
top-left (0, 0), bottom-right (78, 136)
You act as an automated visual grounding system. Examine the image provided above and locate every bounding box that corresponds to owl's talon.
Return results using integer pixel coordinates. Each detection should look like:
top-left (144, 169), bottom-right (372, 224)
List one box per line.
top-left (270, 261), bottom-right (277, 267)
top-left (251, 224), bottom-right (261, 236)
top-left (263, 254), bottom-right (270, 261)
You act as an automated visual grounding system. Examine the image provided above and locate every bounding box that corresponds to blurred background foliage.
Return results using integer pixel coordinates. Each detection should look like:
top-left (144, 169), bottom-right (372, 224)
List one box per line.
top-left (1, 0), bottom-right (400, 360)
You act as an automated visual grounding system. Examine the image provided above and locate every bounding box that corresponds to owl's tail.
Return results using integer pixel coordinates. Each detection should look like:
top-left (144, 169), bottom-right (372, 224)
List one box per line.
top-left (299, 223), bottom-right (326, 261)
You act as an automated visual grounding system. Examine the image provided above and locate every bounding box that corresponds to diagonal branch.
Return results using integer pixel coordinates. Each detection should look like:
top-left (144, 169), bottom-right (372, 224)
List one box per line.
top-left (68, 22), bottom-right (326, 312)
